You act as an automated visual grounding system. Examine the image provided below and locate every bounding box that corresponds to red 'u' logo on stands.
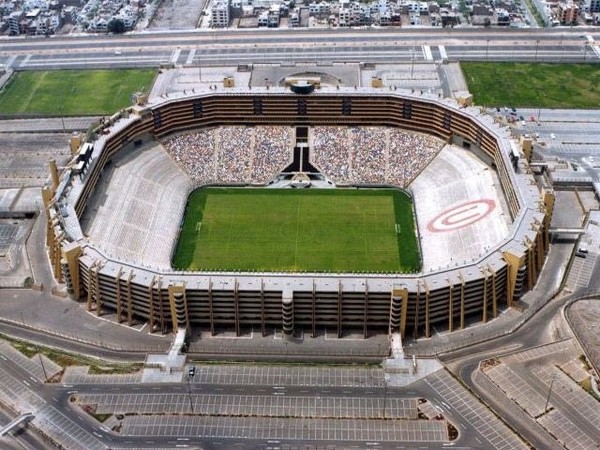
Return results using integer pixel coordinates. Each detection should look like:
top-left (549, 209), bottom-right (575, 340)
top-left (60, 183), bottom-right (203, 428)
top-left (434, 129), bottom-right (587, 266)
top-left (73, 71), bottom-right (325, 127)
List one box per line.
top-left (427, 199), bottom-right (496, 233)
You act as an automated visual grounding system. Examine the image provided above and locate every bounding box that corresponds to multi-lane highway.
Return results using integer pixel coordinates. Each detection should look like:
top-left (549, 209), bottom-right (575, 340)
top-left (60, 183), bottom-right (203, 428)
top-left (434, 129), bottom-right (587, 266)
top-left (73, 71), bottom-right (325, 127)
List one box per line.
top-left (1, 28), bottom-right (599, 70)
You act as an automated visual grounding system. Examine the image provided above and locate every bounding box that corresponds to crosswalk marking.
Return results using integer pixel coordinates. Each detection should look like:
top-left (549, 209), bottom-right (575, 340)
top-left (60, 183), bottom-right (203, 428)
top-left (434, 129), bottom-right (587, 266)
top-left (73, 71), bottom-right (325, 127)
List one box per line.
top-left (185, 48), bottom-right (196, 65)
top-left (423, 45), bottom-right (433, 61)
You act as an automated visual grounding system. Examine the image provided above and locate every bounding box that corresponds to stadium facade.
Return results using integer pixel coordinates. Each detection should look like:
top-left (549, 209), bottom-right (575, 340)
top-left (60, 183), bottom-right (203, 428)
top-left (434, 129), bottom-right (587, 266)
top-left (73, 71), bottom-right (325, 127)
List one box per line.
top-left (43, 87), bottom-right (554, 340)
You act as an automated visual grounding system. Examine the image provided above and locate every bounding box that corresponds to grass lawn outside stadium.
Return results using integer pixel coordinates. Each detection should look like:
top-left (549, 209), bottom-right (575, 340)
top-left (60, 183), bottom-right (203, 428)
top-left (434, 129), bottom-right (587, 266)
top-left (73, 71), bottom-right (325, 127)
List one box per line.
top-left (172, 188), bottom-right (420, 273)
top-left (461, 62), bottom-right (600, 109)
top-left (0, 69), bottom-right (156, 116)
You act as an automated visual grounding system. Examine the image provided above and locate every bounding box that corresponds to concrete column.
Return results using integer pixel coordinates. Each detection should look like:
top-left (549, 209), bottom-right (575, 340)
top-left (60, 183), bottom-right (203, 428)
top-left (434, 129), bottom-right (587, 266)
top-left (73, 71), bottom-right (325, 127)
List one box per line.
top-left (424, 282), bottom-right (430, 338)
top-left (447, 280), bottom-right (454, 332)
top-left (490, 267), bottom-right (498, 318)
top-left (337, 281), bottom-right (342, 339)
top-left (389, 296), bottom-right (401, 334)
top-left (311, 281), bottom-right (316, 339)
top-left (168, 284), bottom-right (189, 333)
top-left (482, 268), bottom-right (488, 323)
top-left (208, 280), bottom-right (215, 336)
top-left (260, 279), bottom-right (266, 338)
top-left (234, 280), bottom-right (240, 337)
top-left (148, 276), bottom-right (156, 332)
top-left (282, 287), bottom-right (294, 338)
top-left (115, 267), bottom-right (123, 323)
top-left (174, 293), bottom-right (187, 330)
top-left (49, 159), bottom-right (60, 190)
top-left (61, 243), bottom-right (82, 299)
top-left (363, 281), bottom-right (369, 339)
top-left (61, 258), bottom-right (73, 295)
top-left (86, 265), bottom-right (95, 311)
top-left (126, 271), bottom-right (134, 326)
top-left (458, 273), bottom-right (465, 330)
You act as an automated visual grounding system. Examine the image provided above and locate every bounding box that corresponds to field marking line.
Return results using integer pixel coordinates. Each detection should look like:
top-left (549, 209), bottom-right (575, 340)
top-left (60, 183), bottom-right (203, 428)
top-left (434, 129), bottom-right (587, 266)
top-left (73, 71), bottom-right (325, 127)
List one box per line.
top-left (363, 210), bottom-right (369, 261)
top-left (22, 71), bottom-right (47, 114)
top-left (294, 196), bottom-right (301, 270)
top-left (220, 197), bottom-right (235, 269)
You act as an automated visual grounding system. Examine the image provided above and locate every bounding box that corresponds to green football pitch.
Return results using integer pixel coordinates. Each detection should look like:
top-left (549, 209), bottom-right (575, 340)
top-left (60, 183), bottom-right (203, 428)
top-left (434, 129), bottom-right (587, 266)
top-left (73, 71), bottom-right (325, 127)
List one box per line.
top-left (172, 188), bottom-right (420, 273)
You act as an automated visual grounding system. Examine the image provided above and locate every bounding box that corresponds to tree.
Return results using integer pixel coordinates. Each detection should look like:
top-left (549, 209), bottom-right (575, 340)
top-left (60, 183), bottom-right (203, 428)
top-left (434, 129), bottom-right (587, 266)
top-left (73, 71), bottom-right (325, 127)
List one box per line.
top-left (107, 18), bottom-right (126, 33)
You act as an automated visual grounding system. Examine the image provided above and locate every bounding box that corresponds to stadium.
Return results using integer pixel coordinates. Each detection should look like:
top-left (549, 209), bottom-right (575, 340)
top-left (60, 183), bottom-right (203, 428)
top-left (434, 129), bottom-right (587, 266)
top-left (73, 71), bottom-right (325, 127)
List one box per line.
top-left (43, 83), bottom-right (553, 341)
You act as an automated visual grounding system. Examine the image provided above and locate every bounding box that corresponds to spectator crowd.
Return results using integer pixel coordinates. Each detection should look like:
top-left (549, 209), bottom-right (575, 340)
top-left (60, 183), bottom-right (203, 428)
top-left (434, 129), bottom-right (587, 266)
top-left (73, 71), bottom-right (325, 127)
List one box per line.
top-left (311, 126), bottom-right (443, 186)
top-left (162, 126), bottom-right (294, 186)
top-left (162, 125), bottom-right (443, 188)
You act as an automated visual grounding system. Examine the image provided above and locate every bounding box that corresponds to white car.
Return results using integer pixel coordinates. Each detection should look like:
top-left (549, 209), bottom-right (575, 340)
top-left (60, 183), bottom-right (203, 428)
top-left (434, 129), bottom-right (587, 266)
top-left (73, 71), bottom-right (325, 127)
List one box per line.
top-left (550, 133), bottom-right (556, 140)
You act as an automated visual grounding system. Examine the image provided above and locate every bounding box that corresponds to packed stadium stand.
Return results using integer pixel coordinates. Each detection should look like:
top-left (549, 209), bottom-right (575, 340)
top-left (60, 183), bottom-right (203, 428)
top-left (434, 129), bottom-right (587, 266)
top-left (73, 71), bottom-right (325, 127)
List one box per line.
top-left (43, 87), bottom-right (553, 340)
top-left (310, 126), bottom-right (443, 186)
top-left (162, 126), bottom-right (294, 186)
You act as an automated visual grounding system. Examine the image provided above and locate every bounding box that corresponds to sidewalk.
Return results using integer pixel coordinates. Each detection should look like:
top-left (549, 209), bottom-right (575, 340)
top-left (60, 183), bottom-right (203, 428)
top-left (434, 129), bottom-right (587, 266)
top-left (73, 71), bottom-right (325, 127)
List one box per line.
top-left (0, 117), bottom-right (100, 133)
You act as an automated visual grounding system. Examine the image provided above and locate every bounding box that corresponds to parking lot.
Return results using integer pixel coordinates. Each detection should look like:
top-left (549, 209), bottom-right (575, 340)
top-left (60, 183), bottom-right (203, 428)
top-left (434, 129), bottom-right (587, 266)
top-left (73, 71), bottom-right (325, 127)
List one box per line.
top-left (485, 363), bottom-right (548, 417)
top-left (566, 251), bottom-right (598, 291)
top-left (482, 339), bottom-right (600, 450)
top-left (0, 364), bottom-right (46, 412)
top-left (0, 224), bottom-right (17, 255)
top-left (533, 366), bottom-right (600, 442)
top-left (120, 415), bottom-right (449, 442)
top-left (538, 410), bottom-right (598, 450)
top-left (425, 369), bottom-right (528, 450)
top-left (0, 341), bottom-right (62, 382)
top-left (188, 364), bottom-right (386, 387)
top-left (0, 133), bottom-right (71, 189)
top-left (62, 366), bottom-right (142, 385)
top-left (33, 405), bottom-right (104, 450)
top-left (75, 392), bottom-right (419, 419)
top-left (503, 339), bottom-right (576, 364)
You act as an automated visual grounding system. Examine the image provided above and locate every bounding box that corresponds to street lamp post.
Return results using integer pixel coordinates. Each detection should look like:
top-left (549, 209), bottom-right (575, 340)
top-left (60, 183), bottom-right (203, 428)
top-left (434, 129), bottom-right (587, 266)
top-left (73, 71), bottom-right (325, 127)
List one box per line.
top-left (534, 40), bottom-right (540, 61)
top-left (410, 49), bottom-right (415, 79)
top-left (39, 353), bottom-right (49, 382)
top-left (382, 381), bottom-right (388, 419)
top-left (544, 374), bottom-right (556, 413)
top-left (559, 34), bottom-right (563, 60)
top-left (186, 373), bottom-right (195, 414)
top-left (57, 104), bottom-right (66, 134)
top-left (485, 39), bottom-right (490, 61)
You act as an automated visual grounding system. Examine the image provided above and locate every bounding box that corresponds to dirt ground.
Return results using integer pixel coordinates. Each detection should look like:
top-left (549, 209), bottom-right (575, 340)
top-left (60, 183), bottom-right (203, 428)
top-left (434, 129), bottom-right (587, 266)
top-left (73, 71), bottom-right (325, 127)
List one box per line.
top-left (148, 0), bottom-right (205, 29)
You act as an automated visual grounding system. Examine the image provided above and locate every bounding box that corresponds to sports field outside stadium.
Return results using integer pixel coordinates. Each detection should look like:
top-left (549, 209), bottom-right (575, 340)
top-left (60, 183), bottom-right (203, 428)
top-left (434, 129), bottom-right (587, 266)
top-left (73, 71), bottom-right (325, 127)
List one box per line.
top-left (172, 188), bottom-right (420, 273)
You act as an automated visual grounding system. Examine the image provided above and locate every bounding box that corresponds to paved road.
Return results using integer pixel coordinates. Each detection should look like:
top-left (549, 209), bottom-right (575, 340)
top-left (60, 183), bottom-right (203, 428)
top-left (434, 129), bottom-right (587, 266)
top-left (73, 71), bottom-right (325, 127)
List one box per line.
top-left (1, 29), bottom-right (599, 71)
top-left (0, 117), bottom-right (99, 133)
